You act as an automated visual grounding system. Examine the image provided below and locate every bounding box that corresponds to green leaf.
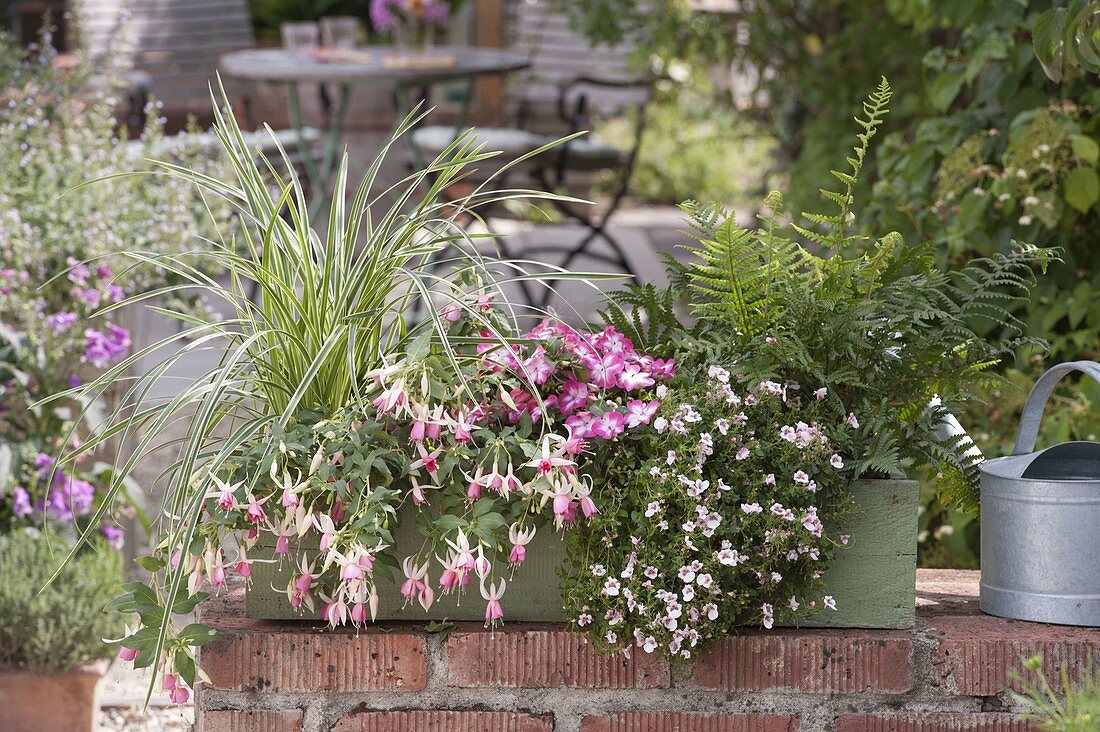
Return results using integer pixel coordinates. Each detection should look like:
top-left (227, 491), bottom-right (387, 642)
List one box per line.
top-left (134, 555), bottom-right (166, 573)
top-left (176, 623), bottom-right (223, 647)
top-left (929, 70), bottom-right (965, 112)
top-left (1063, 167), bottom-right (1099, 212)
top-left (1071, 135), bottom-right (1099, 166)
top-left (175, 650), bottom-right (197, 687)
top-left (1033, 7), bottom-right (1068, 82)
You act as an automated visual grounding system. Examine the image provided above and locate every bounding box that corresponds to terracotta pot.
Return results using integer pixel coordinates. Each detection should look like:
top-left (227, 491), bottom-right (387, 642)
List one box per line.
top-left (0, 659), bottom-right (107, 732)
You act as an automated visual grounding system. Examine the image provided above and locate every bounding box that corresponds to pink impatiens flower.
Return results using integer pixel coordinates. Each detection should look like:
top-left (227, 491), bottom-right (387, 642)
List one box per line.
top-left (588, 352), bottom-right (625, 389)
top-left (617, 364), bottom-right (655, 390)
top-left (558, 379), bottom-right (589, 415)
top-left (624, 399), bottom-right (660, 428)
top-left (590, 411), bottom-right (626, 440)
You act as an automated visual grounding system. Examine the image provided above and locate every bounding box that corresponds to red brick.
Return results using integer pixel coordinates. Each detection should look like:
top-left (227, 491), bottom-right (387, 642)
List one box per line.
top-left (447, 629), bottom-right (670, 688)
top-left (690, 630), bottom-right (912, 692)
top-left (581, 713), bottom-right (799, 732)
top-left (927, 613), bottom-right (1100, 695)
top-left (332, 710), bottom-right (553, 731)
top-left (199, 709), bottom-right (303, 732)
top-left (836, 714), bottom-right (1039, 731)
top-left (200, 629), bottom-right (427, 692)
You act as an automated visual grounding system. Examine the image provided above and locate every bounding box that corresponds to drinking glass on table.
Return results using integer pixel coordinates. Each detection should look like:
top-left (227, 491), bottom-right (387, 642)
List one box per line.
top-left (281, 22), bottom-right (320, 56)
top-left (320, 16), bottom-right (361, 49)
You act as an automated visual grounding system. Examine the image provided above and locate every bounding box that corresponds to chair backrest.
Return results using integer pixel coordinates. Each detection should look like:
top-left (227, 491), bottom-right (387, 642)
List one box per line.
top-left (502, 0), bottom-right (643, 134)
top-left (74, 0), bottom-right (254, 112)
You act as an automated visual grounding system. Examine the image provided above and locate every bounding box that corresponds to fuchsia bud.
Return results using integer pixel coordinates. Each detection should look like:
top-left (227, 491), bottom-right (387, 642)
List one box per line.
top-left (331, 500), bottom-right (346, 523)
top-left (275, 534), bottom-right (290, 555)
top-left (210, 563), bottom-right (227, 586)
top-left (409, 419), bottom-right (426, 441)
top-left (117, 646), bottom-right (140, 662)
top-left (466, 479), bottom-right (482, 501)
top-left (351, 602), bottom-right (367, 623)
top-left (162, 673), bottom-right (177, 692)
top-left (169, 685), bottom-right (190, 704)
top-left (509, 544), bottom-right (526, 564)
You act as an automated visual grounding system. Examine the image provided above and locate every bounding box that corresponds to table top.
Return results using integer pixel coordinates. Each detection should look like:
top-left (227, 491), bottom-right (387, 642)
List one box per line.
top-left (218, 45), bottom-right (530, 85)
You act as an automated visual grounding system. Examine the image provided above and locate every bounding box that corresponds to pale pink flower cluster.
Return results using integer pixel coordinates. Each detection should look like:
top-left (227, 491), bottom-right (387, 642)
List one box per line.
top-left (574, 366), bottom-right (858, 658)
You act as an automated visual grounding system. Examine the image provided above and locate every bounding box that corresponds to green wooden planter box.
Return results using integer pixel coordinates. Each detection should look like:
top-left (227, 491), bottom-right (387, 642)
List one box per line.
top-left (246, 478), bottom-right (917, 628)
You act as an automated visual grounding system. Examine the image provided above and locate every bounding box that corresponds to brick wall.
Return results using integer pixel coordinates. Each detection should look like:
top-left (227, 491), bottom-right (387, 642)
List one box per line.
top-left (195, 570), bottom-right (1100, 732)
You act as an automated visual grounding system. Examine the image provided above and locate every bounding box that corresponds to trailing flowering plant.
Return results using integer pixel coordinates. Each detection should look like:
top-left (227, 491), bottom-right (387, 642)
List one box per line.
top-left (172, 313), bottom-right (670, 632)
top-left (562, 368), bottom-right (857, 656)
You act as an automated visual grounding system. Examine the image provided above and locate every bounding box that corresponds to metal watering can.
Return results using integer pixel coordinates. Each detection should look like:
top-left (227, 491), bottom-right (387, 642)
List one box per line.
top-left (980, 361), bottom-right (1100, 626)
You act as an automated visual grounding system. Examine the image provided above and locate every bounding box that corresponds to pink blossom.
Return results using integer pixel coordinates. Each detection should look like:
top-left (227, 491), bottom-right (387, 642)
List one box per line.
top-left (509, 544), bottom-right (526, 564)
top-left (558, 379), bottom-right (589, 415)
top-left (588, 352), bottom-right (625, 389)
top-left (564, 411), bottom-right (597, 439)
top-left (117, 646), bottom-right (140, 662)
top-left (590, 411), bottom-right (625, 440)
top-left (624, 399), bottom-right (660, 428)
top-left (618, 364), bottom-right (655, 390)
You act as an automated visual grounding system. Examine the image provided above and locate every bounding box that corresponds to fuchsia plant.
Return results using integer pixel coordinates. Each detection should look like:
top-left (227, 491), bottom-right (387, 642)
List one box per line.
top-left (113, 291), bottom-right (672, 702)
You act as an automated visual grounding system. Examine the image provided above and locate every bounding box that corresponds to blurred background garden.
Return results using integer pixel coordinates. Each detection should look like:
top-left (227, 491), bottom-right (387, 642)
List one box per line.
top-left (0, 0), bottom-right (1098, 729)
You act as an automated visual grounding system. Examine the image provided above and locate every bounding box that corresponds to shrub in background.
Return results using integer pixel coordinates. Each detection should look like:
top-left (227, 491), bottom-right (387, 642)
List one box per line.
top-left (0, 30), bottom-right (233, 540)
top-left (0, 531), bottom-right (122, 674)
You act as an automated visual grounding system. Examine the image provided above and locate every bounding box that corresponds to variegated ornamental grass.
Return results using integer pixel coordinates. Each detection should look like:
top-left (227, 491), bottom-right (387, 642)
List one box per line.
top-left (44, 83), bottom-right (631, 705)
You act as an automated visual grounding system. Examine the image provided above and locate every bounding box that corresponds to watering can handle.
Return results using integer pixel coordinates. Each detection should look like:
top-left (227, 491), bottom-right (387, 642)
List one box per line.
top-left (1013, 360), bottom-right (1100, 455)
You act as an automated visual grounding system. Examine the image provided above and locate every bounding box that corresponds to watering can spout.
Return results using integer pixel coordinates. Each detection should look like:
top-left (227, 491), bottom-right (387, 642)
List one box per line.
top-left (928, 397), bottom-right (985, 467)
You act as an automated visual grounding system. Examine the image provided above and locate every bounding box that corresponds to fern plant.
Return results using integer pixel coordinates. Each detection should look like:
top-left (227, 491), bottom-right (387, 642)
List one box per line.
top-left (599, 78), bottom-right (1055, 512)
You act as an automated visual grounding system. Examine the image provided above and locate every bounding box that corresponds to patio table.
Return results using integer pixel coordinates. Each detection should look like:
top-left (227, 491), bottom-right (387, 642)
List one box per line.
top-left (218, 46), bottom-right (530, 215)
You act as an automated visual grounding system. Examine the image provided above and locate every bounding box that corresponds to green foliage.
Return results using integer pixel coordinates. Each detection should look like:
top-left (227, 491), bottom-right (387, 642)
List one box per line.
top-left (0, 531), bottom-right (122, 674)
top-left (595, 84), bottom-right (777, 208)
top-left (1013, 655), bottom-right (1100, 732)
top-left (604, 81), bottom-right (1055, 514)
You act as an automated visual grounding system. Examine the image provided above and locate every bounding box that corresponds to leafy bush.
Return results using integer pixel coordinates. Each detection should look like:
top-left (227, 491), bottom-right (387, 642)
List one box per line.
top-left (0, 531), bottom-right (122, 674)
top-left (0, 30), bottom-right (233, 540)
top-left (596, 84), bottom-right (777, 208)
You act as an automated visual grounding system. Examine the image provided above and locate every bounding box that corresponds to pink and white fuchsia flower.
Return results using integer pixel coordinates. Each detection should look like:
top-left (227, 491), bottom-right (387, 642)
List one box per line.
top-left (508, 523), bottom-right (536, 566)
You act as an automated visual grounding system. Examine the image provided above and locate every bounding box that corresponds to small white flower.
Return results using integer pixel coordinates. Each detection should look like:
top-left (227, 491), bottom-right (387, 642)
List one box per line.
top-left (696, 572), bottom-right (713, 588)
top-left (793, 470), bottom-right (810, 485)
top-left (813, 387), bottom-right (827, 400)
top-left (715, 418), bottom-right (730, 435)
top-left (1018, 215), bottom-right (1033, 226)
top-left (789, 596), bottom-right (800, 612)
top-left (703, 602), bottom-right (719, 620)
top-left (645, 501), bottom-right (662, 517)
top-left (847, 412), bottom-right (859, 429)
top-left (735, 447), bottom-right (750, 461)
top-left (682, 585), bottom-right (696, 602)
top-left (829, 454), bottom-right (844, 469)
top-left (653, 416), bottom-right (668, 433)
top-left (741, 502), bottom-right (763, 515)
top-left (603, 578), bottom-right (621, 597)
top-left (677, 565), bottom-right (696, 583)
top-left (665, 450), bottom-right (677, 465)
top-left (823, 595), bottom-right (837, 611)
top-left (655, 384), bottom-right (668, 398)
top-left (592, 564), bottom-right (607, 577)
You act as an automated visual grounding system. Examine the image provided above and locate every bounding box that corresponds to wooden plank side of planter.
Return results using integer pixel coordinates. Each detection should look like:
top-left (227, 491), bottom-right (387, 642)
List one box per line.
top-left (796, 479), bottom-right (918, 629)
top-left (246, 516), bottom-right (567, 622)
top-left (246, 479), bottom-right (917, 628)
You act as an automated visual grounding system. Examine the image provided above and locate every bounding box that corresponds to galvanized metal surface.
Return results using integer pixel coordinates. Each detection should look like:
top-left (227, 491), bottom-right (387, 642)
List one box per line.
top-left (980, 360), bottom-right (1100, 627)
